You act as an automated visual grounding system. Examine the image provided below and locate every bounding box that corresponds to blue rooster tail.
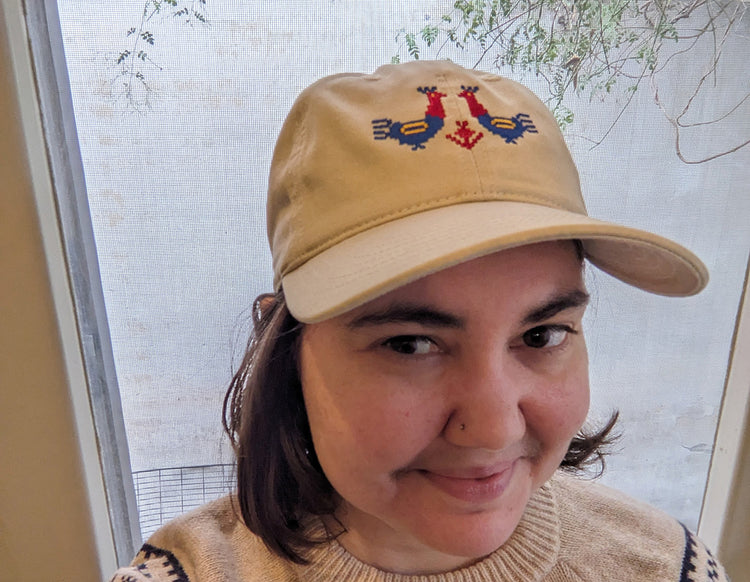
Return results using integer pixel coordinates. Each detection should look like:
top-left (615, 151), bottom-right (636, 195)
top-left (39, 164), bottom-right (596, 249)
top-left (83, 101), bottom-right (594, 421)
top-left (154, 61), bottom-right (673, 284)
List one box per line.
top-left (372, 118), bottom-right (393, 140)
top-left (515, 113), bottom-right (538, 133)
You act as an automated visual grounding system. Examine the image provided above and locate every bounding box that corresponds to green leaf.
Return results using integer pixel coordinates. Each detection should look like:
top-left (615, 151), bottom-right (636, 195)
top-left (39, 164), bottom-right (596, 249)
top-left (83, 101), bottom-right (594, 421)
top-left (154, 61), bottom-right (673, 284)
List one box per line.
top-left (405, 32), bottom-right (420, 59)
top-left (421, 24), bottom-right (440, 47)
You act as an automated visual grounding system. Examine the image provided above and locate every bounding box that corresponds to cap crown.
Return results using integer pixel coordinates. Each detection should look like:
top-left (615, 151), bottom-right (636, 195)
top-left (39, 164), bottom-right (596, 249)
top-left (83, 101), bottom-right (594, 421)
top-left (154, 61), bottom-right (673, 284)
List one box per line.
top-left (268, 61), bottom-right (584, 288)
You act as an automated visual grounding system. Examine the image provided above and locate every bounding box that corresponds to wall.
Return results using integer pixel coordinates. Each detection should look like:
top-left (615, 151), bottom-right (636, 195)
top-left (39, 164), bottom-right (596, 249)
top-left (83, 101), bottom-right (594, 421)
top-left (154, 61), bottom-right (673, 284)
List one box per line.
top-left (0, 1), bottom-right (115, 578)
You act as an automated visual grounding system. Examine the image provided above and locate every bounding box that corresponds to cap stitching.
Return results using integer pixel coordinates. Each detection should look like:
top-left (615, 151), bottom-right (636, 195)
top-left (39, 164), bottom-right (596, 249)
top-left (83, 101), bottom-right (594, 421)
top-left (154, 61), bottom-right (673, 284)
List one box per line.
top-left (281, 191), bottom-right (579, 276)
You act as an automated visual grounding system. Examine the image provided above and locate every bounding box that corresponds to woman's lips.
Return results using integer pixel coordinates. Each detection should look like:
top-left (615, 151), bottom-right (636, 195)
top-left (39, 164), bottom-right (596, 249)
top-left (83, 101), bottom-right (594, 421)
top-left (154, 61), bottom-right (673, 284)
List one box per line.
top-left (419, 461), bottom-right (517, 503)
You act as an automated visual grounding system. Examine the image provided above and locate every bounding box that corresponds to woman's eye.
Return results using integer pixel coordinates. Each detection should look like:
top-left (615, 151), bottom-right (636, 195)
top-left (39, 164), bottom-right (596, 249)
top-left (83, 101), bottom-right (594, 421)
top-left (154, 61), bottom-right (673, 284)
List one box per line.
top-left (383, 335), bottom-right (437, 355)
top-left (522, 325), bottom-right (573, 349)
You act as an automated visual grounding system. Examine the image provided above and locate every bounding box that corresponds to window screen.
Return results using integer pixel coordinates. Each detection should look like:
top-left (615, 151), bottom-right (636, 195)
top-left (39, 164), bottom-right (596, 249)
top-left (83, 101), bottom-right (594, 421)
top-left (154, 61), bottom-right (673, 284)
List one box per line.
top-left (55, 0), bottom-right (750, 541)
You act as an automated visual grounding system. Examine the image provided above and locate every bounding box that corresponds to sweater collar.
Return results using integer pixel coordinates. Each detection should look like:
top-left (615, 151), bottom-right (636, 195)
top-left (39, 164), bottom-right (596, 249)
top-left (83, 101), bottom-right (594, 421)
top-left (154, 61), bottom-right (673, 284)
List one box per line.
top-left (296, 480), bottom-right (560, 582)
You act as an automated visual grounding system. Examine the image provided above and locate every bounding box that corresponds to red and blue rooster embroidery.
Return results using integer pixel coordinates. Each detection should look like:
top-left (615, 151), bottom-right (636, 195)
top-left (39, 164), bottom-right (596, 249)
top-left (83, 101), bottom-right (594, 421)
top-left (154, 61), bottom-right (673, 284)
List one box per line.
top-left (458, 86), bottom-right (538, 144)
top-left (372, 86), bottom-right (447, 150)
top-left (372, 86), bottom-right (537, 150)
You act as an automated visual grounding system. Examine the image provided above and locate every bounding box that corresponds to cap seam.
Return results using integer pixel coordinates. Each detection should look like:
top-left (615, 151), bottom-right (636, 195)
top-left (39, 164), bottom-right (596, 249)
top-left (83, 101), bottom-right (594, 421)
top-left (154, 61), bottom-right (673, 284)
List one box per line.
top-left (285, 98), bottom-right (310, 245)
top-left (443, 71), bottom-right (487, 198)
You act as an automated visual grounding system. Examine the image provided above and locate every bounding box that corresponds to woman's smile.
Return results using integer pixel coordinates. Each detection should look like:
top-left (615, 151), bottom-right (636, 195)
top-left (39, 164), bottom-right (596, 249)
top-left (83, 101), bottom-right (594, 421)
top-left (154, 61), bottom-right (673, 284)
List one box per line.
top-left (415, 459), bottom-right (519, 504)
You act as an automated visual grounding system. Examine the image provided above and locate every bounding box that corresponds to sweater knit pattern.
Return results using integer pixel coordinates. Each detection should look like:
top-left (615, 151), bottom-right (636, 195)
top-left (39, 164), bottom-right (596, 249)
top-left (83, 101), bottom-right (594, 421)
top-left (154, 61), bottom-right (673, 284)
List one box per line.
top-left (110, 472), bottom-right (729, 582)
top-left (297, 481), bottom-right (559, 581)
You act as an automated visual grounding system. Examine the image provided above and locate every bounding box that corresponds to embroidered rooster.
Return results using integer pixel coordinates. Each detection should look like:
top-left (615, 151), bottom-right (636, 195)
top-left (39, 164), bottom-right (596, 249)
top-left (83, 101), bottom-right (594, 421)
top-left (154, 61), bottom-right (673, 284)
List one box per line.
top-left (372, 87), bottom-right (447, 150)
top-left (457, 86), bottom-right (538, 144)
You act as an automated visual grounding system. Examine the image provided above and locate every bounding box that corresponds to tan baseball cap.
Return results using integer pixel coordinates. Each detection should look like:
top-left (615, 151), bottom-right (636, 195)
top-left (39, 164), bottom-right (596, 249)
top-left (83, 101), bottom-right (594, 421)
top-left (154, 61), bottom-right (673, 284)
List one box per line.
top-left (267, 60), bottom-right (708, 323)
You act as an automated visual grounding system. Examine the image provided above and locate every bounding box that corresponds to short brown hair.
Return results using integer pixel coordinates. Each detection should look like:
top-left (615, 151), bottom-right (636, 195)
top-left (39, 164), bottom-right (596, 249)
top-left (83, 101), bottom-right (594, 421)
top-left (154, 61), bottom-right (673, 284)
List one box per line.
top-left (223, 287), bottom-right (618, 564)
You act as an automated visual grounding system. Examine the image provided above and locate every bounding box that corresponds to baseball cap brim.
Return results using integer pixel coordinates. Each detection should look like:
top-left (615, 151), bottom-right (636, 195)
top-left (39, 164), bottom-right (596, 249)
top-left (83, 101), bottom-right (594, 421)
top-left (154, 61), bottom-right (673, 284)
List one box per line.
top-left (282, 200), bottom-right (708, 323)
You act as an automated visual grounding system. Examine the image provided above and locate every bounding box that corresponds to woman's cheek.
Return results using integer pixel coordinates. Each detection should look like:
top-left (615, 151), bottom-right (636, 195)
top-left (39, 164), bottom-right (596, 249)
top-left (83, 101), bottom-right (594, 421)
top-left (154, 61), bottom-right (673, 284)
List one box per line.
top-left (549, 340), bottom-right (590, 428)
top-left (301, 357), bottom-right (432, 469)
top-left (553, 368), bottom-right (591, 441)
top-left (346, 383), bottom-right (444, 465)
top-left (528, 360), bottom-right (590, 445)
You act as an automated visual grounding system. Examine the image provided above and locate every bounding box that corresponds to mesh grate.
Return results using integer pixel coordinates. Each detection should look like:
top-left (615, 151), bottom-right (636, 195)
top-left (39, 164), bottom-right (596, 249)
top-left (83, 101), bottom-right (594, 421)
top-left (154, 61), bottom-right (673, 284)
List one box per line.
top-left (132, 464), bottom-right (235, 539)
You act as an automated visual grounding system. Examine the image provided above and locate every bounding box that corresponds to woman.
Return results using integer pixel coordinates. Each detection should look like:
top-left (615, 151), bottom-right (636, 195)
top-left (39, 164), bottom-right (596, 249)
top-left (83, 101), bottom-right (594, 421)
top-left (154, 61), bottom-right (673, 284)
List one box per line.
top-left (112, 60), bottom-right (727, 581)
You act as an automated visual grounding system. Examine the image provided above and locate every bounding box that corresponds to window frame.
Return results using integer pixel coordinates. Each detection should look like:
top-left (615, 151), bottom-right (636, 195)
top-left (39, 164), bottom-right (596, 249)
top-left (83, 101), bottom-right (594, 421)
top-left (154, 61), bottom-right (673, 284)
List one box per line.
top-left (22, 0), bottom-right (140, 565)
top-left (700, 255), bottom-right (750, 574)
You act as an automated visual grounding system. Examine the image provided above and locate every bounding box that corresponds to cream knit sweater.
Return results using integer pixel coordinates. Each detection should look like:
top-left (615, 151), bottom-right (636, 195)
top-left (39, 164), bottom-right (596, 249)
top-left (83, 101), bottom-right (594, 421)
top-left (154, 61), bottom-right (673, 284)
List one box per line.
top-left (110, 472), bottom-right (728, 581)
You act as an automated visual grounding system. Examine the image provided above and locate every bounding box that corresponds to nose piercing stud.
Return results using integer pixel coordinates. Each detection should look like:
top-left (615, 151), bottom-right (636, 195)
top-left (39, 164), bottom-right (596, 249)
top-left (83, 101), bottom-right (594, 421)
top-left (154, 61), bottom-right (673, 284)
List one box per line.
top-left (459, 423), bottom-right (466, 431)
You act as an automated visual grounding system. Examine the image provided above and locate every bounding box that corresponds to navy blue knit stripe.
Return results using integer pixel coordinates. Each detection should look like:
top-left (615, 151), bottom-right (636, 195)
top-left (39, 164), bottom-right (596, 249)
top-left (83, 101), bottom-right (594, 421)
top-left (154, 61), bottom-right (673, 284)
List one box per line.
top-left (679, 524), bottom-right (698, 582)
top-left (138, 543), bottom-right (190, 582)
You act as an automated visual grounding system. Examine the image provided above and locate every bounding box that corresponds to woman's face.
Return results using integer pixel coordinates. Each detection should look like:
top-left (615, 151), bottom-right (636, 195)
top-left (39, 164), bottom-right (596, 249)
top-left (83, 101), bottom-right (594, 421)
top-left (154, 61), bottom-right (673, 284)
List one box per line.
top-left (298, 241), bottom-right (590, 574)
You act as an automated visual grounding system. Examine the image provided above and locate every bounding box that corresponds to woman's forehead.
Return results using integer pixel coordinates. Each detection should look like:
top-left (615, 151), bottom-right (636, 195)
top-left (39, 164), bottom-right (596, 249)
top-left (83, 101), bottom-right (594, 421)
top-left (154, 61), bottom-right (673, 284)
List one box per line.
top-left (332, 241), bottom-right (586, 326)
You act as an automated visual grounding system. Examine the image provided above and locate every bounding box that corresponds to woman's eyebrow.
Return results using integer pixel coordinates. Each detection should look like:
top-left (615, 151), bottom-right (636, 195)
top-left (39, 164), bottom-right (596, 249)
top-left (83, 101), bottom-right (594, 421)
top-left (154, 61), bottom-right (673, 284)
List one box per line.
top-left (346, 290), bottom-right (588, 329)
top-left (522, 289), bottom-right (590, 325)
top-left (347, 304), bottom-right (465, 329)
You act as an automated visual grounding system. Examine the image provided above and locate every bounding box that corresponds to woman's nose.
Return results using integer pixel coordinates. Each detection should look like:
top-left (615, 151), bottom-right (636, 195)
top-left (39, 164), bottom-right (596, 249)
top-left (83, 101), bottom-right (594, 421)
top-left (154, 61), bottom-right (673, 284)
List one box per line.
top-left (443, 354), bottom-right (527, 451)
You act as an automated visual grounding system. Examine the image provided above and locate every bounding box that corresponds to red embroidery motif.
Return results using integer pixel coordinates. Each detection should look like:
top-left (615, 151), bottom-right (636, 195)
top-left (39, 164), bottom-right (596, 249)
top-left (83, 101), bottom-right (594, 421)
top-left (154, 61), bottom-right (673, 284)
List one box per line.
top-left (446, 120), bottom-right (483, 150)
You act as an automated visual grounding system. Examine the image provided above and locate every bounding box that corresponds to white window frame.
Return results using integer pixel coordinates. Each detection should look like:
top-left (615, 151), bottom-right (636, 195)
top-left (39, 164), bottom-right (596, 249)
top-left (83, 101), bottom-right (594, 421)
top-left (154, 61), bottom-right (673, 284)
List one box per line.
top-left (700, 256), bottom-right (750, 575)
